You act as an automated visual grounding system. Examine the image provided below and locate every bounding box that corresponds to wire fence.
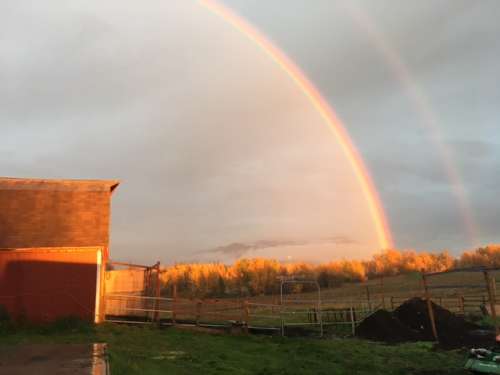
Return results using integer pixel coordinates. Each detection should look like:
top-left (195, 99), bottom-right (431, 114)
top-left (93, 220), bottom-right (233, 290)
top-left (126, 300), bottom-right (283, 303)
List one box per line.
top-left (103, 265), bottom-right (500, 338)
top-left (103, 293), bottom-right (383, 337)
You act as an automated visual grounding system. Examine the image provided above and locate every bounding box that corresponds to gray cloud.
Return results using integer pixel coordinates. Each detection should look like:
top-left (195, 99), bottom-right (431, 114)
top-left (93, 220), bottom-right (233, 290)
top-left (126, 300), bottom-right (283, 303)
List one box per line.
top-left (2, 0), bottom-right (500, 263)
top-left (202, 236), bottom-right (357, 258)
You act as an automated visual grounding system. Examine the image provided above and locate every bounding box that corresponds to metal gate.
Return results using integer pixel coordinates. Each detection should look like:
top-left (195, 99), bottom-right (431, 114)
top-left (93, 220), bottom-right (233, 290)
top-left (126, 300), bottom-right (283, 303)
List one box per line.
top-left (103, 261), bottom-right (164, 323)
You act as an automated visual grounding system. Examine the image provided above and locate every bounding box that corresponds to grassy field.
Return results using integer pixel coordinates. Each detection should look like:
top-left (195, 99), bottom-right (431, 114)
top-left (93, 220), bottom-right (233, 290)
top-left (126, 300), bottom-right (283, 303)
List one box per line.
top-left (246, 270), bottom-right (499, 314)
top-left (0, 321), bottom-right (470, 375)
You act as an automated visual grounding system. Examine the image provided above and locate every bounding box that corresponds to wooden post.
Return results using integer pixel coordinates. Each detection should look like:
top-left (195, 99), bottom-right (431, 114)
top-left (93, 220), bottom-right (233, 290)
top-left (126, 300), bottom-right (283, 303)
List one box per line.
top-left (390, 296), bottom-right (395, 311)
top-left (280, 305), bottom-right (285, 337)
top-left (380, 276), bottom-right (386, 309)
top-left (196, 300), bottom-right (202, 326)
top-left (493, 276), bottom-right (498, 300)
top-left (459, 295), bottom-right (465, 315)
top-left (349, 305), bottom-right (355, 336)
top-left (243, 300), bottom-right (250, 334)
top-left (153, 262), bottom-right (161, 323)
top-left (421, 271), bottom-right (439, 342)
top-left (172, 282), bottom-right (178, 325)
top-left (143, 268), bottom-right (149, 295)
top-left (483, 270), bottom-right (499, 334)
top-left (98, 252), bottom-right (107, 324)
top-left (365, 285), bottom-right (372, 311)
top-left (144, 267), bottom-right (152, 320)
top-left (145, 268), bottom-right (152, 295)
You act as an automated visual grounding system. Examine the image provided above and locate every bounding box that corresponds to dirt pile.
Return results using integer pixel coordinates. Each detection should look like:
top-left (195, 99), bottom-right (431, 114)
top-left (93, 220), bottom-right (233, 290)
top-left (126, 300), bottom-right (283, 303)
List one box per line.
top-left (356, 297), bottom-right (494, 348)
top-left (356, 309), bottom-right (423, 343)
top-left (394, 297), bottom-right (485, 348)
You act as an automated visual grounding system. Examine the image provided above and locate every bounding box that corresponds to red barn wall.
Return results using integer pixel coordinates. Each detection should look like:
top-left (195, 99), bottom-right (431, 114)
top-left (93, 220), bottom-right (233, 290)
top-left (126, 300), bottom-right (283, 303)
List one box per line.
top-left (0, 248), bottom-right (102, 323)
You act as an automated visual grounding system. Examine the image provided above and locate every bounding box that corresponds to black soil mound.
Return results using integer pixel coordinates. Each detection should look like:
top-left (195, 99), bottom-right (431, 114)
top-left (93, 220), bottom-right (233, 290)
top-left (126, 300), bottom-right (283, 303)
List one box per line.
top-left (357, 309), bottom-right (422, 343)
top-left (394, 297), bottom-right (487, 348)
top-left (356, 298), bottom-right (494, 348)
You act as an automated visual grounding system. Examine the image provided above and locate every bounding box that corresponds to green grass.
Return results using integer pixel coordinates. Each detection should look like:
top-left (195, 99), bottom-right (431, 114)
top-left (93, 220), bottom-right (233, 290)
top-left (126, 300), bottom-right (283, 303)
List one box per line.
top-left (0, 322), bottom-right (470, 375)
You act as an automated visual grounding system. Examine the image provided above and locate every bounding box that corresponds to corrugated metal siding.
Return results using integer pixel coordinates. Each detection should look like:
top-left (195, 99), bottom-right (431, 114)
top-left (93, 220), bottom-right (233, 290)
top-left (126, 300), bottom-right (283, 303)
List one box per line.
top-left (0, 189), bottom-right (111, 249)
top-left (0, 247), bottom-right (101, 323)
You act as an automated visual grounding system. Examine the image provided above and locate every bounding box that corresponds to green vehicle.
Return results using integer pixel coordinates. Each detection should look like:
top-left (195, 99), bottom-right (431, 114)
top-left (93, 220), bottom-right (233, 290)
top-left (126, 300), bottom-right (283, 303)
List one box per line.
top-left (466, 348), bottom-right (500, 374)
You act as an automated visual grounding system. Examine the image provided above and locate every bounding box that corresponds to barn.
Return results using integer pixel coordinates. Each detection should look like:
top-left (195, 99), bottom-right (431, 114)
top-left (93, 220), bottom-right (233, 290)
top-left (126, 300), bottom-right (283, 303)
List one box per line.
top-left (0, 177), bottom-right (119, 323)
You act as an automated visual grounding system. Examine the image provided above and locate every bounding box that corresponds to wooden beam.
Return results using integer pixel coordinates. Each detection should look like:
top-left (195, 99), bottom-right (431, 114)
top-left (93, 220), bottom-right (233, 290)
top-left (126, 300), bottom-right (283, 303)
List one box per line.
top-left (153, 261), bottom-right (161, 322)
top-left (172, 283), bottom-right (177, 325)
top-left (483, 270), bottom-right (499, 335)
top-left (108, 261), bottom-right (151, 269)
top-left (421, 271), bottom-right (439, 342)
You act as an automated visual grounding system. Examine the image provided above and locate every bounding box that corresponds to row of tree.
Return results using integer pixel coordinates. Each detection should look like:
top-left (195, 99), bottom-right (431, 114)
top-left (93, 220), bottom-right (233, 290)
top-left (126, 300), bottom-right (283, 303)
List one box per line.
top-left (159, 245), bottom-right (500, 298)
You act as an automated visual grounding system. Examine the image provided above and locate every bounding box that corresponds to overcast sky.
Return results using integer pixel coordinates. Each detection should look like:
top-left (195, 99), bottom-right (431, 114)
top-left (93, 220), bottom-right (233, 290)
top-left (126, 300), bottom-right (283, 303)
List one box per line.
top-left (1, 1), bottom-right (499, 264)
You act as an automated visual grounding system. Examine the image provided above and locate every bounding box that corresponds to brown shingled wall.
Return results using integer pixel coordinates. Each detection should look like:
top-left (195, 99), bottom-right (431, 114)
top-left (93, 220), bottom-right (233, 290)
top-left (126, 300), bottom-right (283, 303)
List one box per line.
top-left (0, 189), bottom-right (111, 249)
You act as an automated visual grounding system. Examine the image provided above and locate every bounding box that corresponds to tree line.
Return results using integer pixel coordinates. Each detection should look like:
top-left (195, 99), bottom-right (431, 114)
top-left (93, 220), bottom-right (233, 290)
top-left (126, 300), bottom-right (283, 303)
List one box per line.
top-left (158, 245), bottom-right (500, 298)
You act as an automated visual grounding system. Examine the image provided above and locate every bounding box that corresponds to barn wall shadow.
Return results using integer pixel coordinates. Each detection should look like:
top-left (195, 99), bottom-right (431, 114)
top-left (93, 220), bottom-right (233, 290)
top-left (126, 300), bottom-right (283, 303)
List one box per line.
top-left (0, 259), bottom-right (98, 323)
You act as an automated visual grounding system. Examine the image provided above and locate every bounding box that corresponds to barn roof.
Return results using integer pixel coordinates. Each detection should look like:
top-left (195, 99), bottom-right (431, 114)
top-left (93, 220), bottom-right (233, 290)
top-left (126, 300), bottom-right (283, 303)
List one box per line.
top-left (0, 177), bottom-right (120, 193)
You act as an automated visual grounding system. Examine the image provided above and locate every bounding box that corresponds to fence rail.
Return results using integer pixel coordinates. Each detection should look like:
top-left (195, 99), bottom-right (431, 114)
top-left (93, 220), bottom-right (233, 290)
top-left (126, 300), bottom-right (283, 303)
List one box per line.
top-left (103, 291), bottom-right (500, 340)
top-left (104, 293), bottom-right (390, 337)
top-left (103, 264), bottom-right (500, 338)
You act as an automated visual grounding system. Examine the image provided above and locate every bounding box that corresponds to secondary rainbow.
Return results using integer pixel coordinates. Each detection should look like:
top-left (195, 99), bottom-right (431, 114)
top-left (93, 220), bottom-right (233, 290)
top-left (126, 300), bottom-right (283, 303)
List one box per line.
top-left (199, 0), bottom-right (394, 250)
top-left (343, 2), bottom-right (479, 247)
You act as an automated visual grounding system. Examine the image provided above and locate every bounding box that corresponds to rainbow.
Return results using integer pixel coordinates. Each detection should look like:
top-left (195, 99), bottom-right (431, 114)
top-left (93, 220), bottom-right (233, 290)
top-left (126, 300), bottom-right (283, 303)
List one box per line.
top-left (199, 0), bottom-right (394, 250)
top-left (343, 2), bottom-right (479, 246)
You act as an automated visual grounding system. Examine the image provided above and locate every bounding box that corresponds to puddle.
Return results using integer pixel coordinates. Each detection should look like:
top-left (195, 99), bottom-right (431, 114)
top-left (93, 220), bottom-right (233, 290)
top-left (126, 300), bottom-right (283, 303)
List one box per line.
top-left (0, 343), bottom-right (109, 374)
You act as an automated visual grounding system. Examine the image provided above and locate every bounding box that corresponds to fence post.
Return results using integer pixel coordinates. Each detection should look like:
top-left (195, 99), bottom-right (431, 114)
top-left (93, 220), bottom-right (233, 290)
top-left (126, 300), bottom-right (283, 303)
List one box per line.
top-left (243, 300), bottom-right (250, 334)
top-left (365, 285), bottom-right (372, 311)
top-left (459, 295), bottom-right (465, 315)
top-left (144, 268), bottom-right (150, 296)
top-left (349, 304), bottom-right (355, 336)
top-left (421, 271), bottom-right (439, 342)
top-left (483, 270), bottom-right (499, 335)
top-left (493, 276), bottom-right (498, 308)
top-left (280, 306), bottom-right (285, 337)
top-left (316, 281), bottom-right (323, 338)
top-left (153, 261), bottom-right (161, 323)
top-left (196, 300), bottom-right (202, 326)
top-left (390, 296), bottom-right (394, 311)
top-left (172, 283), bottom-right (177, 325)
top-left (380, 276), bottom-right (386, 310)
top-left (143, 268), bottom-right (151, 320)
top-left (493, 277), bottom-right (498, 297)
